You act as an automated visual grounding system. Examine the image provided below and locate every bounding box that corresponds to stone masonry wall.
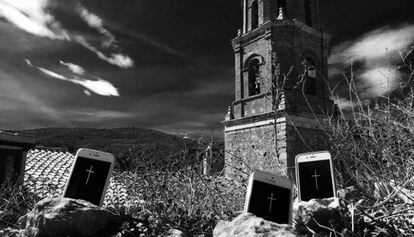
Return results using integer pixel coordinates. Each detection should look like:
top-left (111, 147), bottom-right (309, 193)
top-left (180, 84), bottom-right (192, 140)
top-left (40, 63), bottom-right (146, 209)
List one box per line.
top-left (224, 121), bottom-right (287, 180)
top-left (285, 123), bottom-right (330, 179)
top-left (224, 116), bottom-right (330, 181)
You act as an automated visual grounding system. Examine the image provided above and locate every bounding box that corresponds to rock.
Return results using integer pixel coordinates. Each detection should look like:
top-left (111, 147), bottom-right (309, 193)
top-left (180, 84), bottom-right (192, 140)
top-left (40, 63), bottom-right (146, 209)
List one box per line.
top-left (213, 212), bottom-right (297, 237)
top-left (17, 198), bottom-right (125, 237)
top-left (293, 197), bottom-right (343, 235)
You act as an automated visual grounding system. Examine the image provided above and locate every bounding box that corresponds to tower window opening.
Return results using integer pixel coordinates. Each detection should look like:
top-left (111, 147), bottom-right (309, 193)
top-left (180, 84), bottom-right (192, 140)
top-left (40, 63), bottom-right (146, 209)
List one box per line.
top-left (277, 0), bottom-right (287, 16)
top-left (248, 58), bottom-right (261, 96)
top-left (251, 0), bottom-right (259, 30)
top-left (304, 0), bottom-right (312, 26)
top-left (304, 57), bottom-right (316, 95)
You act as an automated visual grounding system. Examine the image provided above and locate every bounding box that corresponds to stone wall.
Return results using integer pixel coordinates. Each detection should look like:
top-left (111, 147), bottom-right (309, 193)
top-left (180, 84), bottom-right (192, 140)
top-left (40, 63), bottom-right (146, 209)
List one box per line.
top-left (244, 0), bottom-right (321, 28)
top-left (231, 21), bottom-right (331, 120)
top-left (233, 28), bottom-right (273, 104)
top-left (225, 2), bottom-right (333, 181)
top-left (224, 114), bottom-right (330, 180)
top-left (224, 118), bottom-right (287, 179)
top-left (285, 123), bottom-right (330, 178)
top-left (271, 21), bottom-right (330, 98)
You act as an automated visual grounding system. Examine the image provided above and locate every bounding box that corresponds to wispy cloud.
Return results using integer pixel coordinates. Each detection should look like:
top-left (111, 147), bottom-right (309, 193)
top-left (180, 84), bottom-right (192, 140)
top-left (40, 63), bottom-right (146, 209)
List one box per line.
top-left (59, 60), bottom-right (85, 75)
top-left (26, 59), bottom-right (120, 97)
top-left (329, 24), bottom-right (414, 98)
top-left (84, 90), bottom-right (92, 96)
top-left (72, 5), bottom-right (134, 68)
top-left (0, 0), bottom-right (69, 40)
top-left (330, 25), bottom-right (414, 65)
top-left (77, 5), bottom-right (115, 49)
top-left (73, 78), bottom-right (120, 97)
top-left (74, 35), bottom-right (133, 68)
top-left (359, 66), bottom-right (402, 98)
top-left (37, 66), bottom-right (67, 80)
top-left (0, 0), bottom-right (134, 68)
top-left (111, 23), bottom-right (188, 59)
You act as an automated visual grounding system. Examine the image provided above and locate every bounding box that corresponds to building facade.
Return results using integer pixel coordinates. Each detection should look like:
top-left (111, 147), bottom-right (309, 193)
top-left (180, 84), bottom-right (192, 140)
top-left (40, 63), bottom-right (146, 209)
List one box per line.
top-left (223, 0), bottom-right (334, 179)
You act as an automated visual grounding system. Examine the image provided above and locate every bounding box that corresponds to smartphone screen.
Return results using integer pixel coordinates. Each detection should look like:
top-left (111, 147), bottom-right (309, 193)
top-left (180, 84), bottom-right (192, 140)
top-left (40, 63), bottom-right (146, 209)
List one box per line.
top-left (246, 180), bottom-right (291, 224)
top-left (298, 159), bottom-right (334, 201)
top-left (64, 156), bottom-right (111, 206)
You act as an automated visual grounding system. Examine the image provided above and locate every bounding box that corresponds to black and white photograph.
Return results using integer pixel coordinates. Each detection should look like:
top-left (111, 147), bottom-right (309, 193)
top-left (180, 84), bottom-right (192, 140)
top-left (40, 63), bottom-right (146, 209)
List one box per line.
top-left (0, 0), bottom-right (414, 236)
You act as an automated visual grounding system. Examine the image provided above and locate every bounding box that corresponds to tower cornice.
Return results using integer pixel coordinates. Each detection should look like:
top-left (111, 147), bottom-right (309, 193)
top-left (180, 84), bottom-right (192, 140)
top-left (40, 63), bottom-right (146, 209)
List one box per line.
top-left (232, 19), bottom-right (330, 50)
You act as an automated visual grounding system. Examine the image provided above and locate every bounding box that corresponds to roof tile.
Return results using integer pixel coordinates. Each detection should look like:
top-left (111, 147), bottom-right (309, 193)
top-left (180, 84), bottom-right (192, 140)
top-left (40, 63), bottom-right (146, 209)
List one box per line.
top-left (25, 149), bottom-right (128, 206)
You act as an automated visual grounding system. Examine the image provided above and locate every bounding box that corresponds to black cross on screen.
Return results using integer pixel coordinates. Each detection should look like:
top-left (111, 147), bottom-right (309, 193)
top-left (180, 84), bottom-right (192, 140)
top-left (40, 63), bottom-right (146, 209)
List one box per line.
top-left (64, 157), bottom-right (111, 205)
top-left (247, 180), bottom-right (291, 224)
top-left (298, 160), bottom-right (334, 201)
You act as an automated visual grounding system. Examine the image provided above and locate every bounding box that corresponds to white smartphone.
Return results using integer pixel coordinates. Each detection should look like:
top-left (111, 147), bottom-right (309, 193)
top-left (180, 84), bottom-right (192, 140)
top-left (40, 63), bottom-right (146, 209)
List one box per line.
top-left (295, 151), bottom-right (336, 201)
top-left (63, 148), bottom-right (115, 206)
top-left (244, 170), bottom-right (293, 224)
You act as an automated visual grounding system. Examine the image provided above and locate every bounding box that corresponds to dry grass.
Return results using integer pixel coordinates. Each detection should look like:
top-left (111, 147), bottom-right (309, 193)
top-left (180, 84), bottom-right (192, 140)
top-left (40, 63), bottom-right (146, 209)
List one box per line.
top-left (325, 49), bottom-right (414, 236)
top-left (0, 170), bottom-right (245, 236)
top-left (0, 180), bottom-right (40, 230)
top-left (110, 170), bottom-right (245, 236)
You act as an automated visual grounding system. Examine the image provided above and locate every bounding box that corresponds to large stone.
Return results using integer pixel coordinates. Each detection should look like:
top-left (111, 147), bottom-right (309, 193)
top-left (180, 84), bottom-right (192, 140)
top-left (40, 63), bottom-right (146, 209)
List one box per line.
top-left (293, 197), bottom-right (343, 235)
top-left (213, 212), bottom-right (297, 237)
top-left (17, 198), bottom-right (124, 237)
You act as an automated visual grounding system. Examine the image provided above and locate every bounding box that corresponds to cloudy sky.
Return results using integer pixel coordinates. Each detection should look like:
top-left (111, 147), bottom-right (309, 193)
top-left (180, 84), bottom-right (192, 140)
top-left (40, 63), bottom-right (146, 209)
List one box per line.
top-left (0, 0), bottom-right (413, 138)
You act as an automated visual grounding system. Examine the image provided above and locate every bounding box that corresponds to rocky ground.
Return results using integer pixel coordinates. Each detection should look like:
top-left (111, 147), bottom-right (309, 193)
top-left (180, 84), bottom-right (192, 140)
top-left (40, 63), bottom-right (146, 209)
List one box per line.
top-left (1, 185), bottom-right (414, 236)
top-left (0, 196), bottom-right (375, 236)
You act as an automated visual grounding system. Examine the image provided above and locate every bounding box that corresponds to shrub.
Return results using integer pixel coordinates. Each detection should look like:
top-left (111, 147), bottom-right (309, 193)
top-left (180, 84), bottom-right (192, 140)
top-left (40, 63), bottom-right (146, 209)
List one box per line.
top-left (111, 170), bottom-right (246, 236)
top-left (326, 51), bottom-right (414, 235)
top-left (0, 181), bottom-right (39, 230)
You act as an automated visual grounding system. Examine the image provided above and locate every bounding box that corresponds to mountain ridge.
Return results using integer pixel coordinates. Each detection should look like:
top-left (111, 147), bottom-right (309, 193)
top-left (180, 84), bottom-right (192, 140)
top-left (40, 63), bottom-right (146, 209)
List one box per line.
top-left (16, 127), bottom-right (191, 171)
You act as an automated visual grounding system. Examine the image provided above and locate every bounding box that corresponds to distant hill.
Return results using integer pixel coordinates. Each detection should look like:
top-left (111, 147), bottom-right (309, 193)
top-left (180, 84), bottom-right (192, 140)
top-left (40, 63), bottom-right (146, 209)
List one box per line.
top-left (20, 127), bottom-right (181, 152)
top-left (18, 127), bottom-right (204, 171)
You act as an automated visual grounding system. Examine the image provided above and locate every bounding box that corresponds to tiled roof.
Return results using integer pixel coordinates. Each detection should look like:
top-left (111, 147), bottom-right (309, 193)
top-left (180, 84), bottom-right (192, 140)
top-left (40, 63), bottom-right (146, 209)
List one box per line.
top-left (24, 149), bottom-right (128, 206)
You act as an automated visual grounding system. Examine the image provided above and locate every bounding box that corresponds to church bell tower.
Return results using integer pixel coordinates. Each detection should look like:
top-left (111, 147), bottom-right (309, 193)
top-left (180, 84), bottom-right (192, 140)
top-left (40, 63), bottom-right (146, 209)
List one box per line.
top-left (223, 0), bottom-right (334, 179)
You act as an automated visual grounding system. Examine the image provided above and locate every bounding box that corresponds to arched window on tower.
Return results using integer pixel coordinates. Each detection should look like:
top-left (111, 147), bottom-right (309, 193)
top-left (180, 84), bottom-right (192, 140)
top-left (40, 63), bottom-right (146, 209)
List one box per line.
top-left (304, 57), bottom-right (316, 95)
top-left (248, 58), bottom-right (261, 96)
top-left (251, 0), bottom-right (259, 30)
top-left (304, 0), bottom-right (312, 26)
top-left (277, 0), bottom-right (287, 16)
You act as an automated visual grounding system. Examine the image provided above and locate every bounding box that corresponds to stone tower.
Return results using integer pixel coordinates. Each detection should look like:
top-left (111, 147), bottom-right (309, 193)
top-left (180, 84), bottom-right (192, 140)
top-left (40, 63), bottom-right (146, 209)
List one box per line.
top-left (223, 0), bottom-right (334, 179)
